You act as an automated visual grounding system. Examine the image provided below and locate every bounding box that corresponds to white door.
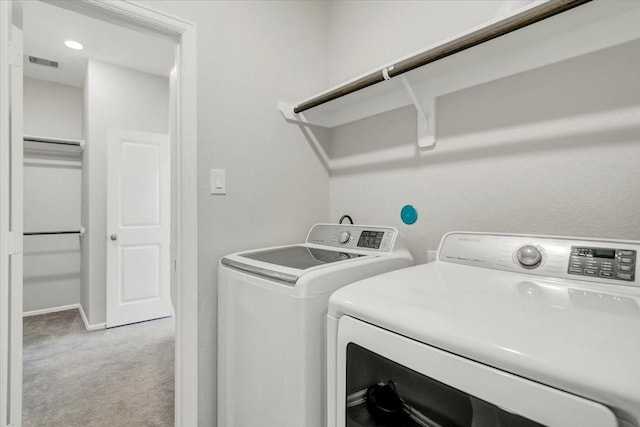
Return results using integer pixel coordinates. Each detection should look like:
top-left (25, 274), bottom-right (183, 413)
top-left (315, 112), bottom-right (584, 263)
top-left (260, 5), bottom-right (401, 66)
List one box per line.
top-left (106, 128), bottom-right (171, 328)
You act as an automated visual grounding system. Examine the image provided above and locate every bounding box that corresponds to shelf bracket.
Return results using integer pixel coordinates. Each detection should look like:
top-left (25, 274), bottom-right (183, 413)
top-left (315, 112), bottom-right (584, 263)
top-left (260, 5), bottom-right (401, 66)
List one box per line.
top-left (278, 102), bottom-right (331, 173)
top-left (279, 101), bottom-right (314, 127)
top-left (399, 76), bottom-right (436, 150)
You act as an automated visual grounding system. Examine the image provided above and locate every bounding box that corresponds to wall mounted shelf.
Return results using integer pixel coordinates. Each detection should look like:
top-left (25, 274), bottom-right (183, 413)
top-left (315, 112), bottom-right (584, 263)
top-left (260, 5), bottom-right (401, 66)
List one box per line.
top-left (23, 135), bottom-right (84, 167)
top-left (280, 0), bottom-right (640, 168)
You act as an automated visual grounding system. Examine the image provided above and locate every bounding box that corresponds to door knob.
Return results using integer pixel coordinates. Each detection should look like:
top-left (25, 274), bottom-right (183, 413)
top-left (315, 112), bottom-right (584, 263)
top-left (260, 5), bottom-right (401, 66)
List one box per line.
top-left (110, 233), bottom-right (118, 241)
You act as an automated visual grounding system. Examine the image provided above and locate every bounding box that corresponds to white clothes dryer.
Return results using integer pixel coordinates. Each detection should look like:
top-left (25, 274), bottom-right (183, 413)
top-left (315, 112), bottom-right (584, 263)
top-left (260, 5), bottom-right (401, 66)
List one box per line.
top-left (328, 232), bottom-right (640, 427)
top-left (218, 223), bottom-right (414, 427)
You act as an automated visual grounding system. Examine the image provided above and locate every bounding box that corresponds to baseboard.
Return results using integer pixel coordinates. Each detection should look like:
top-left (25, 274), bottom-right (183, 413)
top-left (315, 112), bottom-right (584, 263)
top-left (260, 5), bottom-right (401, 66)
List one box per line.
top-left (23, 303), bottom-right (80, 317)
top-left (23, 304), bottom-right (107, 331)
top-left (78, 304), bottom-right (106, 331)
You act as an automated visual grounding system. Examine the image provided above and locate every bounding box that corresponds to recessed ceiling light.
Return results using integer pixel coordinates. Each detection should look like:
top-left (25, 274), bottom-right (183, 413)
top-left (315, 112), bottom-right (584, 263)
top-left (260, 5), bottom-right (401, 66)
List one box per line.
top-left (64, 40), bottom-right (83, 50)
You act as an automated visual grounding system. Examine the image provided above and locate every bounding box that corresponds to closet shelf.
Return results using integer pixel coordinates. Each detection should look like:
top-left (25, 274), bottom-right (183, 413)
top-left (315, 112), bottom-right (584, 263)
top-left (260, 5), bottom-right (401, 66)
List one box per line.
top-left (279, 0), bottom-right (640, 159)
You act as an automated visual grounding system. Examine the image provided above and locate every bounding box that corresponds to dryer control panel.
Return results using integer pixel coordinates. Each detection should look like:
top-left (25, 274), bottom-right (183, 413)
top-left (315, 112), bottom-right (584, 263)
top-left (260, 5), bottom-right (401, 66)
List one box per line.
top-left (569, 247), bottom-right (636, 282)
top-left (438, 232), bottom-right (639, 287)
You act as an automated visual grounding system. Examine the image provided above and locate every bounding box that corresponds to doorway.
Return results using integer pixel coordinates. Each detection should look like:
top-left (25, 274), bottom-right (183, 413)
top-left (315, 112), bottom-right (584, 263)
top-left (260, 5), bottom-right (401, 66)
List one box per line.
top-left (21, 1), bottom-right (175, 424)
top-left (0, 1), bottom-right (198, 426)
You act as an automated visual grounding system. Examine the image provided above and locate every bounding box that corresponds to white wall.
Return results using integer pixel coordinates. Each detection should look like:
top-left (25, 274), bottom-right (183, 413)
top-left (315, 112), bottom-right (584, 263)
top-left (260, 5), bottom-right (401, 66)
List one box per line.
top-left (23, 78), bottom-right (82, 312)
top-left (134, 1), bottom-right (331, 424)
top-left (327, 0), bottom-right (534, 85)
top-left (327, 4), bottom-right (640, 263)
top-left (23, 77), bottom-right (83, 139)
top-left (82, 60), bottom-right (169, 325)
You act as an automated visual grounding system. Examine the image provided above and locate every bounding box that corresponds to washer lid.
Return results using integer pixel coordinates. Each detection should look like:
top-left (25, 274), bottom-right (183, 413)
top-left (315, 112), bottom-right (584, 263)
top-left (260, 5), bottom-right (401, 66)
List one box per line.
top-left (329, 261), bottom-right (640, 422)
top-left (240, 246), bottom-right (364, 270)
top-left (221, 245), bottom-right (369, 284)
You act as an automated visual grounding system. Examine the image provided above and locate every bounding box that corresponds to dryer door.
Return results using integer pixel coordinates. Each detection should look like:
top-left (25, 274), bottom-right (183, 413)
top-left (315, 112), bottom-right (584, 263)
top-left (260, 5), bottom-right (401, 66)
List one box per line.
top-left (335, 316), bottom-right (618, 427)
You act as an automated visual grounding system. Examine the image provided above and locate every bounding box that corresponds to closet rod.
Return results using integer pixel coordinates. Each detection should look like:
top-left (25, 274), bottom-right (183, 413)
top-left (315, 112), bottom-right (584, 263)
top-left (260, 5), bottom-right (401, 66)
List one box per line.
top-left (24, 230), bottom-right (83, 236)
top-left (293, 0), bottom-right (591, 114)
top-left (23, 138), bottom-right (82, 147)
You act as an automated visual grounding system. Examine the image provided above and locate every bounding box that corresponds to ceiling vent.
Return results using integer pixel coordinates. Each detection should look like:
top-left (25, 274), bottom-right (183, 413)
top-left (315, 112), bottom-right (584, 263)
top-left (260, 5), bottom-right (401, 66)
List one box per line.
top-left (27, 56), bottom-right (59, 68)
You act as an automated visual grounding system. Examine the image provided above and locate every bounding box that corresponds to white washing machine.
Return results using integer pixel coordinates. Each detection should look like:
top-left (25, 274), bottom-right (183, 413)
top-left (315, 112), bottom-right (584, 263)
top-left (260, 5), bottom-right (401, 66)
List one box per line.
top-left (218, 223), bottom-right (414, 427)
top-left (328, 232), bottom-right (640, 427)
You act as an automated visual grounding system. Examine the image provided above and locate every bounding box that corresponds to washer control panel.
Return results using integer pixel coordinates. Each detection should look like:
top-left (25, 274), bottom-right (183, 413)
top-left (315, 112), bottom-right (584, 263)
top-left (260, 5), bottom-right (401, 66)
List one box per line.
top-left (438, 232), bottom-right (639, 287)
top-left (569, 247), bottom-right (636, 282)
top-left (306, 224), bottom-right (398, 252)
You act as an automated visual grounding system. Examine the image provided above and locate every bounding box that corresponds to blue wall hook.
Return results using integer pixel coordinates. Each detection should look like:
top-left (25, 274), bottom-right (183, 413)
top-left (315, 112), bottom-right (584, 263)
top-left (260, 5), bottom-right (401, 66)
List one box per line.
top-left (400, 205), bottom-right (418, 225)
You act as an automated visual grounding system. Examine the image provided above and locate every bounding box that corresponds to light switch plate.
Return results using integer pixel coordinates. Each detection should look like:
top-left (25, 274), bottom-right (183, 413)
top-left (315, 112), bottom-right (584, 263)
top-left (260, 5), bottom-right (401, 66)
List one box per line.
top-left (210, 169), bottom-right (226, 195)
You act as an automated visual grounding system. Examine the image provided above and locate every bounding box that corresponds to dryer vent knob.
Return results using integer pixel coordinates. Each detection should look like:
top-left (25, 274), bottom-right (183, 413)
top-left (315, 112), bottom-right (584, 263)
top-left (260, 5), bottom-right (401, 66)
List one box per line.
top-left (339, 231), bottom-right (351, 244)
top-left (516, 245), bottom-right (542, 268)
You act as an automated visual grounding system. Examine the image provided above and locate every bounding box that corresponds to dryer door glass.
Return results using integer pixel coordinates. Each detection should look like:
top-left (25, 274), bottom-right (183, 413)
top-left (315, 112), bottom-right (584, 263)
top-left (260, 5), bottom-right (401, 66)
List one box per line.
top-left (346, 343), bottom-right (542, 427)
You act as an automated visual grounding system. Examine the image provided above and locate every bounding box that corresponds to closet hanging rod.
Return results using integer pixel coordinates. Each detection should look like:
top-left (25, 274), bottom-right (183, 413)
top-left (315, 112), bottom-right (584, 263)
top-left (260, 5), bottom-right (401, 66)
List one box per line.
top-left (25, 140), bottom-right (79, 147)
top-left (24, 229), bottom-right (84, 236)
top-left (24, 135), bottom-right (85, 148)
top-left (293, 0), bottom-right (591, 114)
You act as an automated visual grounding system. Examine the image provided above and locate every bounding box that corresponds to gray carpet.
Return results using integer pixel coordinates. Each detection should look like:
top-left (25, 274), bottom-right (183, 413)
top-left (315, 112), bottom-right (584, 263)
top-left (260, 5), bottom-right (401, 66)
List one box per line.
top-left (23, 309), bottom-right (174, 427)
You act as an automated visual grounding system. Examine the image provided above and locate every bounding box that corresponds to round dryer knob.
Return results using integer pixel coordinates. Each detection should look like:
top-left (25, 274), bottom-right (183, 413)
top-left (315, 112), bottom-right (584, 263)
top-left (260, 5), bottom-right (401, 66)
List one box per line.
top-left (516, 245), bottom-right (543, 268)
top-left (338, 231), bottom-right (351, 244)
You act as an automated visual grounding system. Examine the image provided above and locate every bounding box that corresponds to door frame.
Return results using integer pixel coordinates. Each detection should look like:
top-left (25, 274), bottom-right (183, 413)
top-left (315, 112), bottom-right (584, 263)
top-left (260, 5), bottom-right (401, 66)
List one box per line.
top-left (1, 2), bottom-right (23, 425)
top-left (0, 1), bottom-right (199, 426)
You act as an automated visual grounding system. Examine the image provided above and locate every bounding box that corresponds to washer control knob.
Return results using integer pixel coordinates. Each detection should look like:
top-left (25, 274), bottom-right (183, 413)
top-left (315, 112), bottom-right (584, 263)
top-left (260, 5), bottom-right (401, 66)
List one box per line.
top-left (338, 231), bottom-right (351, 244)
top-left (516, 245), bottom-right (542, 268)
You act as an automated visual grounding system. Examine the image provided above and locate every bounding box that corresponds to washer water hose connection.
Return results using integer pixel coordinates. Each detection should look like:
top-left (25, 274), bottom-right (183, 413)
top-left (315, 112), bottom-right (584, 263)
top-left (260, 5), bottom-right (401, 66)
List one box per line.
top-left (339, 215), bottom-right (354, 224)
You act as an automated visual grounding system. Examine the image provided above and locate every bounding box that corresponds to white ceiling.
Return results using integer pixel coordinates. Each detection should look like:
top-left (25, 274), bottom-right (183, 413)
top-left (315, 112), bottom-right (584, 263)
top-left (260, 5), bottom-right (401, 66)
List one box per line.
top-left (22, 0), bottom-right (176, 88)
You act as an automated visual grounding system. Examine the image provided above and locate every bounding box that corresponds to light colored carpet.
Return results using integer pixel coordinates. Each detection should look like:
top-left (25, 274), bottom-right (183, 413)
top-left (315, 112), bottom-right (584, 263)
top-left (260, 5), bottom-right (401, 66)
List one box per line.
top-left (23, 309), bottom-right (174, 427)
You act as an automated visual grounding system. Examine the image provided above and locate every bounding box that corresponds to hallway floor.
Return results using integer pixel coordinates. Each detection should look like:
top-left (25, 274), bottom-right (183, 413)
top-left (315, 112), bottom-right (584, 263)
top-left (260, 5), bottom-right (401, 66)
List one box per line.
top-left (23, 309), bottom-right (174, 426)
